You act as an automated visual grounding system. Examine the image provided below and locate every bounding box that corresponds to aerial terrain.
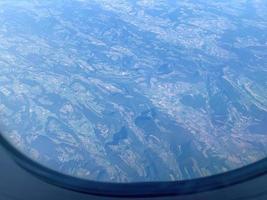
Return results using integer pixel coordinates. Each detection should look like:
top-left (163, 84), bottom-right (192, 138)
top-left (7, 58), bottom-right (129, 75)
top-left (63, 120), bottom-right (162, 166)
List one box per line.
top-left (0, 0), bottom-right (266, 182)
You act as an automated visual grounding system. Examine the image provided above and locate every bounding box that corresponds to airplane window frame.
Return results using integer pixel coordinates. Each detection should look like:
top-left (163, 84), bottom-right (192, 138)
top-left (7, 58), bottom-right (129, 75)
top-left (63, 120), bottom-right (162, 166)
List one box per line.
top-left (0, 132), bottom-right (266, 198)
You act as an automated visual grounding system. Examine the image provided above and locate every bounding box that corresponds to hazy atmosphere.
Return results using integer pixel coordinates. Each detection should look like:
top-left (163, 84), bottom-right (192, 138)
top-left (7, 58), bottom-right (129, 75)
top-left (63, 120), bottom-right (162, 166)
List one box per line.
top-left (0, 0), bottom-right (266, 183)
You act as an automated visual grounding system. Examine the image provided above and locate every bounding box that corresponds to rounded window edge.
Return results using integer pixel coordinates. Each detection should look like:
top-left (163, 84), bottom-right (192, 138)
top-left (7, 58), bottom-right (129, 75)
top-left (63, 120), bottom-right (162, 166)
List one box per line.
top-left (0, 131), bottom-right (267, 198)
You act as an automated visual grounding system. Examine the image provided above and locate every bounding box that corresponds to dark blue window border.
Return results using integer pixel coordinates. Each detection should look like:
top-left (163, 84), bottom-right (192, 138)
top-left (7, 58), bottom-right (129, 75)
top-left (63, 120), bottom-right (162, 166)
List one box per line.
top-left (0, 132), bottom-right (266, 198)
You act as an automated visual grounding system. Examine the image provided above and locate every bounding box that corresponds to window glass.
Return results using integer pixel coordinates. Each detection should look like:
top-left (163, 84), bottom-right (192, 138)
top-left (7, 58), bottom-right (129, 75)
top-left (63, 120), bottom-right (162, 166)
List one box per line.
top-left (0, 0), bottom-right (266, 183)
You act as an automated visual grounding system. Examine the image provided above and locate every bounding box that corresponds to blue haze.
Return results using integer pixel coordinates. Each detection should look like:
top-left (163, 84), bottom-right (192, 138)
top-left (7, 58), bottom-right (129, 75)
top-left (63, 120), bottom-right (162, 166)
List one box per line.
top-left (0, 0), bottom-right (266, 182)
